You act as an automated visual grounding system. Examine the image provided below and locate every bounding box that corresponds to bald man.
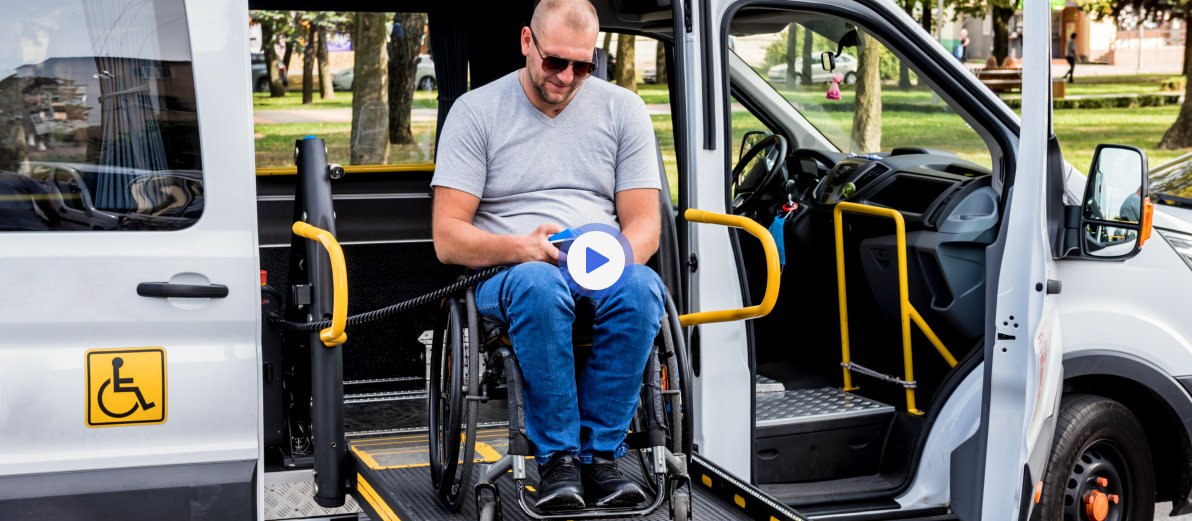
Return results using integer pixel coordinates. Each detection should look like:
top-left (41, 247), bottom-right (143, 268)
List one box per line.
top-left (430, 0), bottom-right (662, 511)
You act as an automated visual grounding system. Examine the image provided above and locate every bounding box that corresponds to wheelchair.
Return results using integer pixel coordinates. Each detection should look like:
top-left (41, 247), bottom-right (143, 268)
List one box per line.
top-left (427, 280), bottom-right (694, 521)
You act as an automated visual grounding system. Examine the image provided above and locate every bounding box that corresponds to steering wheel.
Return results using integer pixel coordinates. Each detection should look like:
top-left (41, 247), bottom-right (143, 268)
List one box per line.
top-left (731, 134), bottom-right (789, 213)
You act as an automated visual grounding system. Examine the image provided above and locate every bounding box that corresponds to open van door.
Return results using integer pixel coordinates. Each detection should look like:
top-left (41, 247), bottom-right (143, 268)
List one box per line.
top-left (0, 2), bottom-right (261, 518)
top-left (972, 0), bottom-right (1065, 518)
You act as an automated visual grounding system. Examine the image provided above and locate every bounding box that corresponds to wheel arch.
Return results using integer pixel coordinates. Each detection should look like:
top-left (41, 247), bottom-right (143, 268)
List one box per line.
top-left (1063, 350), bottom-right (1192, 514)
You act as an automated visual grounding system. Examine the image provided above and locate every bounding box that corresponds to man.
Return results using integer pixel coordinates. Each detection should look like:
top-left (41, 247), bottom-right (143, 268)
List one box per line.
top-left (1064, 32), bottom-right (1077, 83)
top-left (430, 0), bottom-right (663, 511)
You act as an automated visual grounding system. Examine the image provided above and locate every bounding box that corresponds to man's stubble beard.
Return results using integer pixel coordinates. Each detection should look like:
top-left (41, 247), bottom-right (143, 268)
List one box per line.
top-left (529, 66), bottom-right (577, 106)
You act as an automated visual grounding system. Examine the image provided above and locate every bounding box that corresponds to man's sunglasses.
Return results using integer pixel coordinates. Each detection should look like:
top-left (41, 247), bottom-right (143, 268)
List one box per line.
top-left (530, 29), bottom-right (598, 78)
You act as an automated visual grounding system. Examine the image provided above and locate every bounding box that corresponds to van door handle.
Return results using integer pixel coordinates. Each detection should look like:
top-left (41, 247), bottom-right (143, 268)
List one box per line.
top-left (137, 282), bottom-right (229, 299)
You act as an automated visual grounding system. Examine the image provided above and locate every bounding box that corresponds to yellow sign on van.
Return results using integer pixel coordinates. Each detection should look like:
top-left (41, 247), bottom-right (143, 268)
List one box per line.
top-left (86, 348), bottom-right (166, 427)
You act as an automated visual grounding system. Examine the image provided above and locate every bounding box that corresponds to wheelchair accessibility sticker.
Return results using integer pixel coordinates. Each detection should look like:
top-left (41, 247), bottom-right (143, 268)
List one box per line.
top-left (86, 348), bottom-right (166, 427)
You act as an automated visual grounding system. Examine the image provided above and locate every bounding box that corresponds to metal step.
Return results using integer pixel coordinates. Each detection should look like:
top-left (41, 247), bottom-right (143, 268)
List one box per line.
top-left (755, 387), bottom-right (893, 428)
top-left (348, 431), bottom-right (761, 521)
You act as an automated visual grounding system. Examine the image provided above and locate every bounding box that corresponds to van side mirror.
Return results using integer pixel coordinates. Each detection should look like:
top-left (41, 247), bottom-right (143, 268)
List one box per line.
top-left (820, 52), bottom-right (835, 72)
top-left (1079, 144), bottom-right (1151, 259)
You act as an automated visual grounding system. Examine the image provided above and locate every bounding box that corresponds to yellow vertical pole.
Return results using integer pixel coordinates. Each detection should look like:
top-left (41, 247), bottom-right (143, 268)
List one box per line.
top-left (833, 206), bottom-right (857, 391)
top-left (893, 215), bottom-right (922, 415)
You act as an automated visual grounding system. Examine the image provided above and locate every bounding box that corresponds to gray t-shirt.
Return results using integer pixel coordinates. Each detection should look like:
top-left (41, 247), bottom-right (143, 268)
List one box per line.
top-left (430, 70), bottom-right (661, 236)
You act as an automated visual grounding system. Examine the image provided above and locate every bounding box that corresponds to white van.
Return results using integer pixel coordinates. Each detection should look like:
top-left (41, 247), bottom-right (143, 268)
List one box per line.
top-left (0, 0), bottom-right (1167, 520)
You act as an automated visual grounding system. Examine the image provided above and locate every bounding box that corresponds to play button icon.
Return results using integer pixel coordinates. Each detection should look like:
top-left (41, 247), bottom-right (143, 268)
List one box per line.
top-left (586, 248), bottom-right (609, 273)
top-left (556, 223), bottom-right (634, 297)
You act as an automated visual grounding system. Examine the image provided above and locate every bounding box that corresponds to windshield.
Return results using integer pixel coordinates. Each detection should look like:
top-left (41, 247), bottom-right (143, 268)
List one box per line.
top-left (729, 12), bottom-right (992, 168)
top-left (1150, 154), bottom-right (1192, 198)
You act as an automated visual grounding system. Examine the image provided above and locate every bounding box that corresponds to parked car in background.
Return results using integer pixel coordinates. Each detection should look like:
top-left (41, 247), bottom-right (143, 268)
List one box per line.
top-left (251, 52), bottom-right (288, 93)
top-left (767, 52), bottom-right (857, 85)
top-left (642, 64), bottom-right (657, 83)
top-left (333, 54), bottom-right (435, 91)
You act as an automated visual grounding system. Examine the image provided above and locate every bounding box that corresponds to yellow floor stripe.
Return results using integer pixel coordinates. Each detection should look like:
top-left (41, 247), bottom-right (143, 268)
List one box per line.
top-left (357, 433), bottom-right (510, 452)
top-left (474, 441), bottom-right (502, 462)
top-left (353, 429), bottom-right (505, 445)
top-left (351, 445), bottom-right (383, 471)
top-left (352, 432), bottom-right (509, 448)
top-left (357, 474), bottom-right (402, 521)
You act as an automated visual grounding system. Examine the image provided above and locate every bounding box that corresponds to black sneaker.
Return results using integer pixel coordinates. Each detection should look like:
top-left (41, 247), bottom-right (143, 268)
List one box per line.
top-left (581, 455), bottom-right (647, 508)
top-left (535, 453), bottom-right (585, 511)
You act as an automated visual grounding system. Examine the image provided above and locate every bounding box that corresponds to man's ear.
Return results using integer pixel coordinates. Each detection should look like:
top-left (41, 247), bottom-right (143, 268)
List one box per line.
top-left (520, 26), bottom-right (532, 57)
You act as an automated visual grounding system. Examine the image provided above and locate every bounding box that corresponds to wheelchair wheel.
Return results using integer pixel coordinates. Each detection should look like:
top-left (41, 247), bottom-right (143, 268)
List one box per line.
top-left (428, 297), bottom-right (462, 491)
top-left (427, 291), bottom-right (481, 512)
top-left (636, 296), bottom-right (693, 490)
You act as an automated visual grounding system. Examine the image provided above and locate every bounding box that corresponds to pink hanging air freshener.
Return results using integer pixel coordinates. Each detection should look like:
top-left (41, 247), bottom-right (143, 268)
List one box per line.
top-left (826, 74), bottom-right (842, 100)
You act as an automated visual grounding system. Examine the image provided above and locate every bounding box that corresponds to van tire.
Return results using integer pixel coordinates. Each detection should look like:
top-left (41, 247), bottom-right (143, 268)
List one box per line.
top-left (1031, 394), bottom-right (1154, 521)
top-left (255, 78), bottom-right (268, 93)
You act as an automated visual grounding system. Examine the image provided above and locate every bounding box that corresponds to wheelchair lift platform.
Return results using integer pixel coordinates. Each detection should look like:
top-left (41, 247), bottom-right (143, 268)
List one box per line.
top-left (347, 429), bottom-right (771, 521)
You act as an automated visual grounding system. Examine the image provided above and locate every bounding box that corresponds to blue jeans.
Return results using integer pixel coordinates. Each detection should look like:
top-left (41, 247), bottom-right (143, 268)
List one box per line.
top-left (475, 262), bottom-right (665, 462)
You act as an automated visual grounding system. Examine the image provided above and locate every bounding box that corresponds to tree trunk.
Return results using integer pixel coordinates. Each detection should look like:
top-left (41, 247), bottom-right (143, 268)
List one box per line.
top-left (388, 13), bottom-right (424, 145)
top-left (1159, 73), bottom-right (1192, 149)
top-left (992, 5), bottom-right (1014, 63)
top-left (655, 40), bottom-right (668, 85)
top-left (615, 34), bottom-right (637, 92)
top-left (920, 0), bottom-right (933, 35)
top-left (262, 23), bottom-right (286, 98)
top-left (899, 0), bottom-right (914, 89)
top-left (851, 32), bottom-right (882, 153)
top-left (1184, 10), bottom-right (1192, 76)
top-left (318, 27), bottom-right (334, 99)
top-left (801, 27), bottom-right (813, 85)
top-left (0, 77), bottom-right (27, 171)
top-left (602, 32), bottom-right (613, 54)
top-left (350, 12), bottom-right (391, 165)
top-left (785, 25), bottom-right (799, 85)
top-left (281, 12), bottom-right (299, 88)
top-left (302, 22), bottom-right (315, 104)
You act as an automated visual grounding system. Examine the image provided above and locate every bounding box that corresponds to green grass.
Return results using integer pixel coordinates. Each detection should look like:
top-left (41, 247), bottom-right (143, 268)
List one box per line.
top-left (1055, 105), bottom-right (1191, 174)
top-left (253, 91), bottom-right (438, 111)
top-left (255, 121), bottom-right (437, 167)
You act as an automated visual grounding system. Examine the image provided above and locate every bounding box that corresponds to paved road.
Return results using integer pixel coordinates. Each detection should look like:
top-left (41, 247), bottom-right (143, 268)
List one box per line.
top-left (1158, 501), bottom-right (1192, 520)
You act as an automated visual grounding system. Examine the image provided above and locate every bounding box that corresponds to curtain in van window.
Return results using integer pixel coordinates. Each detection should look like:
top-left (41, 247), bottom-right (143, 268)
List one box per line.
top-left (83, 0), bottom-right (170, 211)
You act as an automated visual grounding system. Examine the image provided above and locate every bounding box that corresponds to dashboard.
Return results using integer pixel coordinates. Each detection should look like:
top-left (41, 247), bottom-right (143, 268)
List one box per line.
top-left (807, 148), bottom-right (996, 231)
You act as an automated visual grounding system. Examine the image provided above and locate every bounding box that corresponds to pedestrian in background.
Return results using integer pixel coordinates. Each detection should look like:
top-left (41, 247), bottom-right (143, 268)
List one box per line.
top-left (954, 28), bottom-right (969, 61)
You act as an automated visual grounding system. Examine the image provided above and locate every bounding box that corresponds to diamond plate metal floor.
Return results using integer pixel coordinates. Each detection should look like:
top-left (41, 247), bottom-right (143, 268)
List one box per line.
top-left (265, 470), bottom-right (363, 520)
top-left (755, 387), bottom-right (893, 428)
top-left (349, 432), bottom-right (755, 521)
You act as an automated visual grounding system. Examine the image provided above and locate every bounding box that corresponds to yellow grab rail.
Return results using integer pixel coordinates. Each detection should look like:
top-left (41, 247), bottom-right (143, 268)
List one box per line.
top-left (292, 222), bottom-right (349, 347)
top-left (833, 202), bottom-right (957, 416)
top-left (679, 209), bottom-right (781, 327)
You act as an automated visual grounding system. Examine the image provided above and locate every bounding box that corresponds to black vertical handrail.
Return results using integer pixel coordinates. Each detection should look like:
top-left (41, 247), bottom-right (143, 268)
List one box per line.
top-left (293, 137), bottom-right (347, 507)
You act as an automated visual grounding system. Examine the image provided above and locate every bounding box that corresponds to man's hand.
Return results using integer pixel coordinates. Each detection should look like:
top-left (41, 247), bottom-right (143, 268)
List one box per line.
top-left (433, 186), bottom-right (566, 267)
top-left (516, 223), bottom-right (565, 264)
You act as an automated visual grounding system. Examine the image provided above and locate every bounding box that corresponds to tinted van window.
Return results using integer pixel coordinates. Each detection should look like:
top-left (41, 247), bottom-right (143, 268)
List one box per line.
top-left (0, 0), bottom-right (202, 231)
